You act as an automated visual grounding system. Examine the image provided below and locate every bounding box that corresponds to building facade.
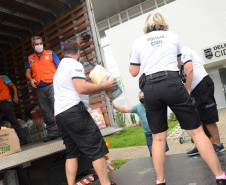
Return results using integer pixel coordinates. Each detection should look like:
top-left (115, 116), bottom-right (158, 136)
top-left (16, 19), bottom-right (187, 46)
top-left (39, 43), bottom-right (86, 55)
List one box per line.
top-left (94, 0), bottom-right (226, 109)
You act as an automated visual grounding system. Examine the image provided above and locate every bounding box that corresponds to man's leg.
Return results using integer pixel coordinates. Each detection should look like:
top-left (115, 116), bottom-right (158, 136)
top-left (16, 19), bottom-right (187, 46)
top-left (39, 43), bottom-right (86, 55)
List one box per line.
top-left (1, 101), bottom-right (26, 142)
top-left (65, 158), bottom-right (78, 185)
top-left (205, 123), bottom-right (221, 145)
top-left (186, 126), bottom-right (223, 177)
top-left (36, 85), bottom-right (58, 139)
top-left (92, 157), bottom-right (111, 185)
top-left (152, 131), bottom-right (167, 183)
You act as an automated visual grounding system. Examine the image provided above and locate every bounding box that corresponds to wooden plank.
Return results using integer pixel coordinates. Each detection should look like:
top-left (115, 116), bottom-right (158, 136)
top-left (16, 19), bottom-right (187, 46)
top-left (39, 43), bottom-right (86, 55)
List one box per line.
top-left (16, 79), bottom-right (28, 86)
top-left (89, 97), bottom-right (105, 104)
top-left (90, 103), bottom-right (107, 110)
top-left (80, 40), bottom-right (94, 50)
top-left (19, 91), bottom-right (36, 99)
top-left (80, 54), bottom-right (96, 63)
top-left (45, 23), bottom-right (90, 49)
top-left (103, 115), bottom-right (110, 125)
top-left (85, 67), bottom-right (94, 74)
top-left (5, 59), bottom-right (25, 72)
top-left (17, 83), bottom-right (30, 91)
top-left (45, 16), bottom-right (89, 44)
top-left (56, 40), bottom-right (94, 57)
top-left (80, 47), bottom-right (95, 57)
top-left (42, 9), bottom-right (87, 39)
top-left (36, 2), bottom-right (86, 36)
top-left (11, 69), bottom-right (26, 79)
top-left (101, 109), bottom-right (108, 114)
top-left (15, 96), bottom-right (37, 106)
top-left (55, 49), bottom-right (64, 55)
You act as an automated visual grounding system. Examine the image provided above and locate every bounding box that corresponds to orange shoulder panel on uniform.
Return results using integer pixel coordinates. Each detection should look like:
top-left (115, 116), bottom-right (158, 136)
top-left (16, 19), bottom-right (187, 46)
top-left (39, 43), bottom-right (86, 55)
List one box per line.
top-left (28, 50), bottom-right (57, 85)
top-left (0, 75), bottom-right (12, 101)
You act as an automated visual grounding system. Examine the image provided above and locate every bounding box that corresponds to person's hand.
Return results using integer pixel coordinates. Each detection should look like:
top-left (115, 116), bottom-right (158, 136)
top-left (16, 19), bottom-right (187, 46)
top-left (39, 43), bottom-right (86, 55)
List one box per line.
top-left (110, 100), bottom-right (117, 110)
top-left (101, 76), bottom-right (117, 91)
top-left (30, 79), bottom-right (37, 88)
top-left (13, 94), bottom-right (19, 104)
top-left (186, 88), bottom-right (191, 95)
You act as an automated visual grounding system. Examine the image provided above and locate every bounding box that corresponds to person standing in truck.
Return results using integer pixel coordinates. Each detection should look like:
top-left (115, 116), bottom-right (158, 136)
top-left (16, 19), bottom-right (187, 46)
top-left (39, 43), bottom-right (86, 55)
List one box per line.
top-left (53, 40), bottom-right (117, 185)
top-left (0, 74), bottom-right (27, 146)
top-left (25, 36), bottom-right (60, 142)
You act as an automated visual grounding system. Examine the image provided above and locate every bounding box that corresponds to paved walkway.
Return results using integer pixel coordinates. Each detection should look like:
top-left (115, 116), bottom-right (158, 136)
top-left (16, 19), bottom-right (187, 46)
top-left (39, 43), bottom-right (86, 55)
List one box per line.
top-left (108, 108), bottom-right (226, 160)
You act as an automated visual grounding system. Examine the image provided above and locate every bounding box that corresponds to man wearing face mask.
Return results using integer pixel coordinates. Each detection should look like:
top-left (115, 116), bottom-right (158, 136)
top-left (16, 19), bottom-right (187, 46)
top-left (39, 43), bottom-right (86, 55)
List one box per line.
top-left (25, 36), bottom-right (60, 142)
top-left (111, 91), bottom-right (169, 157)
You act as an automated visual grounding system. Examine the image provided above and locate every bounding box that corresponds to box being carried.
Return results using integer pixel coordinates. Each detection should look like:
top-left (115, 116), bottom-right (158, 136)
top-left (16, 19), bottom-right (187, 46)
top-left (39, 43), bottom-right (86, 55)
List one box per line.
top-left (0, 127), bottom-right (21, 157)
top-left (89, 65), bottom-right (122, 100)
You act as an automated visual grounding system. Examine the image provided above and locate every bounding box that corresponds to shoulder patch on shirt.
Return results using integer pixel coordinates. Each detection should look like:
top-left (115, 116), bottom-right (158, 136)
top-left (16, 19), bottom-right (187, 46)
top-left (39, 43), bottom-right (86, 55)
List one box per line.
top-left (30, 59), bottom-right (35, 63)
top-left (182, 54), bottom-right (187, 59)
top-left (75, 69), bottom-right (82, 73)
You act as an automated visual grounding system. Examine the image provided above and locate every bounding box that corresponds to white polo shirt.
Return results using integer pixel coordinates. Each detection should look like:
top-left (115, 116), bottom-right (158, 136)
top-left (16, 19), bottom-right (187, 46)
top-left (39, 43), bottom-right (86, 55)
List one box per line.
top-left (53, 57), bottom-right (89, 116)
top-left (130, 30), bottom-right (181, 75)
top-left (181, 47), bottom-right (208, 92)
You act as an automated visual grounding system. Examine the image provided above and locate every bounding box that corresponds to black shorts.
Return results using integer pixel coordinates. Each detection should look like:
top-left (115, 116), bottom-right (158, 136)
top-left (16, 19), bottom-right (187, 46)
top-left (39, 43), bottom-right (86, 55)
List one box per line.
top-left (143, 71), bottom-right (201, 134)
top-left (55, 102), bottom-right (109, 161)
top-left (191, 75), bottom-right (219, 125)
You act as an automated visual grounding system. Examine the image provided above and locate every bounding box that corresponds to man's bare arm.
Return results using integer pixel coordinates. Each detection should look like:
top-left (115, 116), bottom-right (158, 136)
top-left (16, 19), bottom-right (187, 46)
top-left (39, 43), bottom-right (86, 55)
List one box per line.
top-left (26, 69), bottom-right (37, 88)
top-left (73, 77), bottom-right (117, 95)
top-left (111, 102), bottom-right (132, 113)
top-left (7, 82), bottom-right (19, 103)
top-left (129, 65), bottom-right (140, 77)
top-left (184, 61), bottom-right (193, 94)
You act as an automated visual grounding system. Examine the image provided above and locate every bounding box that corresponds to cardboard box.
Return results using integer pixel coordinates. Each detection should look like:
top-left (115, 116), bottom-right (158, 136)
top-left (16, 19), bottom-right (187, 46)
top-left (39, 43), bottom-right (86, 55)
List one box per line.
top-left (0, 127), bottom-right (21, 157)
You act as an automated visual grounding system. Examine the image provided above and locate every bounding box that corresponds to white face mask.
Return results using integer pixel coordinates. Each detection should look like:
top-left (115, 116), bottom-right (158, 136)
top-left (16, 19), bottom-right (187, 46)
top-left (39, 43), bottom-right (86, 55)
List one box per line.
top-left (34, 45), bottom-right (43, 53)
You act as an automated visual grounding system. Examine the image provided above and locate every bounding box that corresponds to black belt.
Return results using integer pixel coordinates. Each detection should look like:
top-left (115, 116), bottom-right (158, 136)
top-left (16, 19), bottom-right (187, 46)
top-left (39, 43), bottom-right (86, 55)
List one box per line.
top-left (146, 71), bottom-right (179, 80)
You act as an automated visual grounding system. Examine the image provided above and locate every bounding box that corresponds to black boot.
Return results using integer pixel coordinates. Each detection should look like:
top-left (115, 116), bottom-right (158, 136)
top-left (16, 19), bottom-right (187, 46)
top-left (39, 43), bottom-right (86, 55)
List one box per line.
top-left (20, 139), bottom-right (28, 146)
top-left (217, 179), bottom-right (226, 185)
top-left (43, 135), bottom-right (58, 142)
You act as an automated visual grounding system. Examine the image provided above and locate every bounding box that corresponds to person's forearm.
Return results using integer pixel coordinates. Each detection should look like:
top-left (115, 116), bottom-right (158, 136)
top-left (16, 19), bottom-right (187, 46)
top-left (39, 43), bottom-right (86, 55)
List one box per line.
top-left (25, 70), bottom-right (32, 81)
top-left (12, 85), bottom-right (18, 97)
top-left (76, 81), bottom-right (104, 95)
top-left (112, 103), bottom-right (132, 113)
top-left (113, 105), bottom-right (128, 113)
top-left (185, 70), bottom-right (193, 93)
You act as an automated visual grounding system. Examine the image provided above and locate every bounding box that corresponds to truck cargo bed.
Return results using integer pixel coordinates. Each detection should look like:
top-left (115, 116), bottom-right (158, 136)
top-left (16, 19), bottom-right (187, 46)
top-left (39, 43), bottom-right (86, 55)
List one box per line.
top-left (0, 127), bottom-right (121, 171)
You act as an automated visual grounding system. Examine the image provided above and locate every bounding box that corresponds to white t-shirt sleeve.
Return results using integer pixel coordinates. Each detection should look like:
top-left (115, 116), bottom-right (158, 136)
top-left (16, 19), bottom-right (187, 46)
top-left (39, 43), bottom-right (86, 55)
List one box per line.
top-left (130, 40), bottom-right (141, 66)
top-left (71, 62), bottom-right (86, 79)
top-left (175, 34), bottom-right (182, 57)
top-left (181, 50), bottom-right (192, 64)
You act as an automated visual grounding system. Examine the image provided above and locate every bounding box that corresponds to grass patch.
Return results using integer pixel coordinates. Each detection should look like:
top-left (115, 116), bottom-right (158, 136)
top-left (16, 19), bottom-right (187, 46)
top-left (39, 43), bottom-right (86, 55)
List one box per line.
top-left (104, 121), bottom-right (179, 149)
top-left (104, 126), bottom-right (146, 149)
top-left (168, 120), bottom-right (179, 135)
top-left (112, 159), bottom-right (131, 169)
